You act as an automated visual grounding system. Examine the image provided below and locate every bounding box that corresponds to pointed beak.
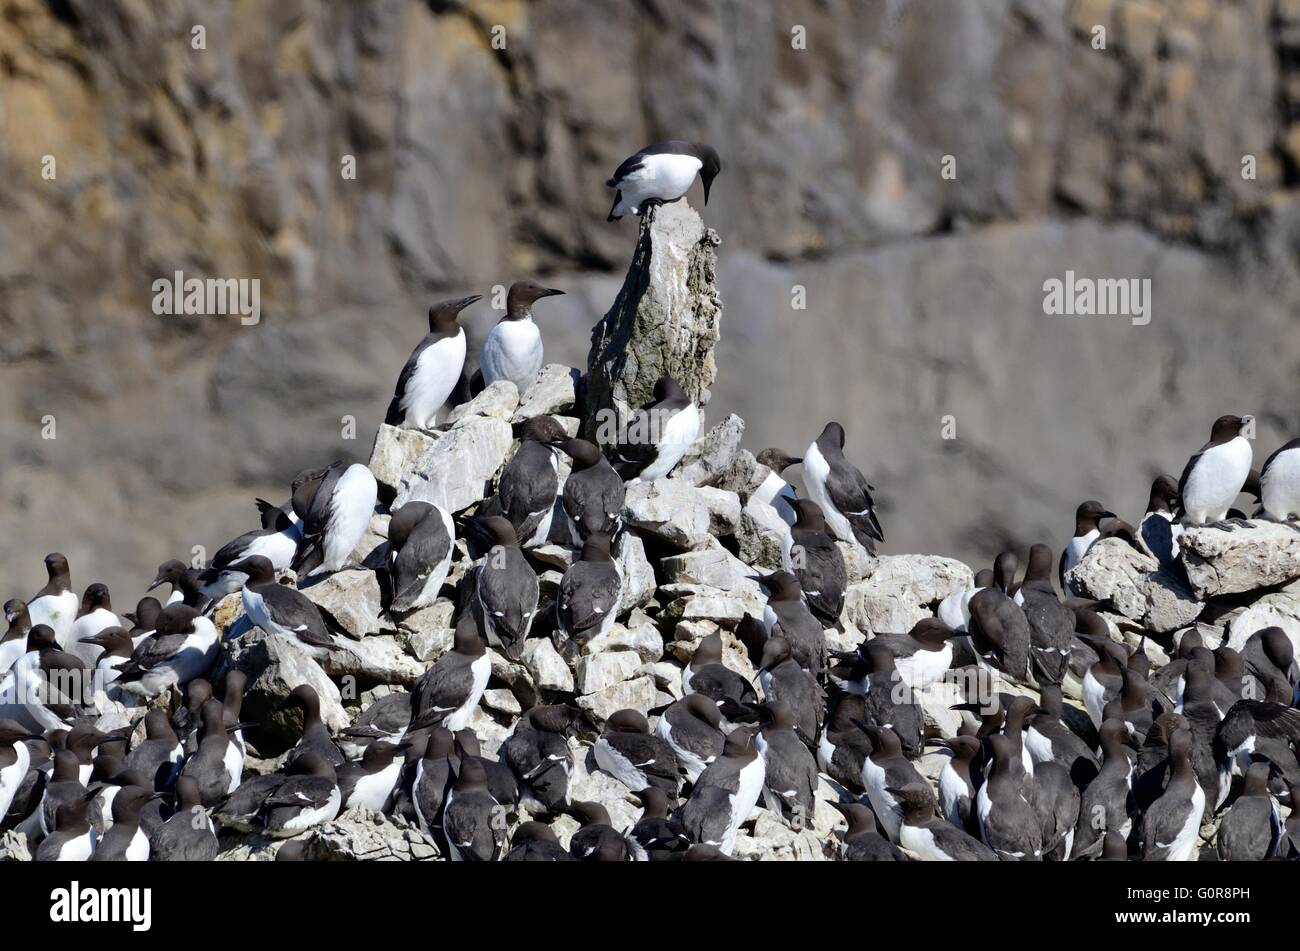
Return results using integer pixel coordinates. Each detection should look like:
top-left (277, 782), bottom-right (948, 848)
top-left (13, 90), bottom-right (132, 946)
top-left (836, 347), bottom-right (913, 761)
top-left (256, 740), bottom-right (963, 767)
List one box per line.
top-left (1101, 511), bottom-right (1117, 521)
top-left (77, 635), bottom-right (104, 645)
top-left (703, 175), bottom-right (713, 205)
top-left (542, 288), bottom-right (566, 298)
top-left (454, 294), bottom-right (483, 313)
top-left (146, 575), bottom-right (165, 592)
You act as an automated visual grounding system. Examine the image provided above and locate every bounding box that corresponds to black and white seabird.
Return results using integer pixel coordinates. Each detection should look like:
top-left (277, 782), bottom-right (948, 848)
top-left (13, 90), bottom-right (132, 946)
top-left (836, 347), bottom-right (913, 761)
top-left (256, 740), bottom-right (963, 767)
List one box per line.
top-left (1140, 727), bottom-right (1205, 861)
top-left (817, 695), bottom-right (871, 794)
top-left (123, 708), bottom-right (184, 792)
top-left (680, 726), bottom-right (765, 855)
top-left (627, 787), bottom-right (690, 860)
top-left (146, 559), bottom-right (205, 609)
top-left (801, 421), bottom-right (884, 552)
top-left (0, 623), bottom-right (84, 732)
top-left (593, 709), bottom-right (680, 797)
top-left (1213, 698), bottom-right (1300, 800)
top-left (501, 704), bottom-right (578, 813)
top-left (1024, 683), bottom-right (1099, 787)
top-left (496, 415), bottom-right (568, 547)
top-left (1059, 501), bottom-right (1117, 589)
top-left (781, 499), bottom-right (847, 629)
top-left (1216, 760), bottom-right (1279, 861)
top-left (751, 448), bottom-right (801, 527)
top-left (233, 555), bottom-right (341, 657)
top-left (150, 775), bottom-right (219, 862)
top-left (610, 377), bottom-right (701, 483)
top-left (480, 281), bottom-right (564, 395)
top-left (568, 800), bottom-right (634, 861)
top-left (337, 740), bottom-right (406, 812)
top-left (123, 596), bottom-right (162, 645)
top-left (830, 801), bottom-right (906, 861)
top-left (1259, 437), bottom-right (1300, 522)
top-left (752, 701), bottom-right (818, 820)
top-left (291, 461), bottom-right (379, 577)
top-left (1, 600), bottom-right (30, 675)
top-left (505, 821), bottom-right (575, 861)
top-left (281, 684), bottom-right (345, 768)
top-left (179, 699), bottom-right (243, 806)
top-left (198, 500), bottom-right (303, 599)
top-left (261, 752), bottom-right (341, 837)
top-left (859, 725), bottom-right (929, 843)
top-left (655, 694), bottom-right (725, 784)
top-left (473, 516), bottom-right (539, 661)
top-left (1030, 759), bottom-right (1080, 861)
top-left (90, 786), bottom-right (156, 861)
top-left (868, 618), bottom-right (956, 690)
top-left (78, 625), bottom-right (134, 687)
top-left (1280, 783), bottom-right (1300, 859)
top-left (68, 583), bottom-right (120, 668)
top-left (1077, 610), bottom-right (1126, 728)
top-left (443, 757), bottom-right (504, 861)
top-left (851, 641), bottom-right (923, 758)
top-left (1177, 414), bottom-right (1255, 525)
top-left (409, 610), bottom-right (491, 733)
top-left (386, 500), bottom-right (455, 614)
top-left (34, 793), bottom-right (98, 862)
top-left (412, 727), bottom-right (455, 838)
top-left (557, 532), bottom-right (623, 643)
top-left (605, 140), bottom-right (721, 220)
top-left (964, 588), bottom-right (1031, 681)
top-left (111, 604), bottom-right (220, 700)
top-left (27, 553), bottom-right (78, 646)
top-left (0, 719), bottom-right (40, 820)
top-left (1019, 544), bottom-right (1075, 686)
top-left (341, 690), bottom-right (412, 758)
top-left (1072, 718), bottom-right (1138, 859)
top-left (754, 570), bottom-right (826, 679)
top-left (558, 437), bottom-right (625, 542)
top-left (893, 782), bottom-right (997, 861)
top-left (1138, 475), bottom-right (1183, 567)
top-left (681, 630), bottom-right (756, 708)
top-left (976, 733), bottom-right (1043, 861)
top-left (386, 294), bottom-right (481, 430)
top-left (756, 634), bottom-right (824, 745)
top-left (1241, 626), bottom-right (1299, 705)
top-left (930, 735), bottom-right (981, 833)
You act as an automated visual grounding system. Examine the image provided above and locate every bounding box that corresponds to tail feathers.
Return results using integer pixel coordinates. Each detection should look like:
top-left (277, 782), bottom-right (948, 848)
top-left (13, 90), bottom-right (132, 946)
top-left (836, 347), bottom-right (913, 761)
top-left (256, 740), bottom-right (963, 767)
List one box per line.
top-left (384, 396), bottom-right (405, 427)
top-left (291, 541), bottom-right (323, 578)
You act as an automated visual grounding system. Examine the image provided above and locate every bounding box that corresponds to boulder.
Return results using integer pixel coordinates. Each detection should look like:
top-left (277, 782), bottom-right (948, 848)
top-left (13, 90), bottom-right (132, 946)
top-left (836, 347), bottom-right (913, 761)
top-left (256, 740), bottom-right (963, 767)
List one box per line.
top-left (301, 568), bottom-right (384, 639)
top-left (846, 554), bottom-right (973, 634)
top-left (623, 479), bottom-right (742, 548)
top-left (661, 543), bottom-right (761, 594)
top-left (575, 673), bottom-right (658, 725)
top-left (228, 628), bottom-right (349, 740)
top-left (676, 414), bottom-right (745, 486)
top-left (1224, 590), bottom-right (1300, 655)
top-left (575, 650), bottom-right (643, 693)
top-left (1065, 538), bottom-right (1203, 633)
top-left (1181, 521), bottom-right (1300, 598)
top-left (380, 415), bottom-right (514, 513)
top-left (523, 637), bottom-right (575, 693)
top-left (320, 634), bottom-right (425, 687)
top-left (447, 380), bottom-right (520, 425)
top-left (512, 364), bottom-right (578, 422)
top-left (615, 533), bottom-right (657, 612)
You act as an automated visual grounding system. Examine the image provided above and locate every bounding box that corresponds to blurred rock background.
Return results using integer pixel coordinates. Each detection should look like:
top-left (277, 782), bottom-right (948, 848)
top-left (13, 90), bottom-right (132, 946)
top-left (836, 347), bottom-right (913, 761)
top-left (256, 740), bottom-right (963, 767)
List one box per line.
top-left (2, 0), bottom-right (1299, 600)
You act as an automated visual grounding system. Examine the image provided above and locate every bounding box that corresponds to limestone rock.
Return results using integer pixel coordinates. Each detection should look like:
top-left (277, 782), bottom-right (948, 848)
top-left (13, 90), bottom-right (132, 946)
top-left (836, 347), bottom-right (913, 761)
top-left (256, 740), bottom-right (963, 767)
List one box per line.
top-left (575, 673), bottom-right (658, 725)
top-left (846, 554), bottom-right (973, 634)
top-left (0, 831), bottom-right (30, 862)
top-left (661, 543), bottom-right (761, 594)
top-left (1065, 538), bottom-right (1203, 633)
top-left (301, 568), bottom-right (384, 639)
top-left (228, 628), bottom-right (349, 740)
top-left (576, 650), bottom-right (643, 693)
top-left (381, 415), bottom-right (514, 514)
top-left (512, 364), bottom-right (579, 422)
top-left (320, 634), bottom-right (424, 687)
top-left (584, 200), bottom-right (723, 444)
top-left (523, 636), bottom-right (575, 693)
top-left (307, 807), bottom-right (439, 861)
top-left (1181, 522), bottom-right (1300, 598)
top-left (676, 414), bottom-right (745, 486)
top-left (615, 533), bottom-right (657, 612)
top-left (623, 479), bottom-right (741, 548)
top-left (446, 380), bottom-right (520, 425)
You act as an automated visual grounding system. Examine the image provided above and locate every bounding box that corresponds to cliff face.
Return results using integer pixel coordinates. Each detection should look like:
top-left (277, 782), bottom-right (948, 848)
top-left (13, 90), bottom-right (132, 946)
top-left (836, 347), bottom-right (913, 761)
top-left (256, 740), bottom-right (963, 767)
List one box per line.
top-left (3, 0), bottom-right (1300, 597)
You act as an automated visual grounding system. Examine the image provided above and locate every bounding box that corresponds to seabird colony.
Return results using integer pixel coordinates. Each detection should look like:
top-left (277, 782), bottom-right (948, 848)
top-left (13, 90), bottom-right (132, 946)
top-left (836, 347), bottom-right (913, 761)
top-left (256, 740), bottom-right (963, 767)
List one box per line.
top-left (4, 143), bottom-right (1300, 863)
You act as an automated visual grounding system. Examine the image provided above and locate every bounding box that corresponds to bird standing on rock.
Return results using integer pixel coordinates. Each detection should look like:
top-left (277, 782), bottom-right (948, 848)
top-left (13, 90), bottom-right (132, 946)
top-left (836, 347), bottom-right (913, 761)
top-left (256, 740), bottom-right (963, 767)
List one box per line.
top-left (801, 421), bottom-right (884, 553)
top-left (496, 415), bottom-right (568, 547)
top-left (386, 500), bottom-right (455, 614)
top-left (386, 294), bottom-right (481, 430)
top-left (610, 376), bottom-right (701, 483)
top-left (1177, 414), bottom-right (1254, 526)
top-left (473, 516), bottom-right (538, 662)
top-left (781, 499), bottom-right (847, 630)
top-left (605, 140), bottom-right (721, 221)
top-left (558, 437), bottom-right (625, 542)
top-left (291, 461), bottom-right (378, 578)
top-left (480, 280), bottom-right (564, 396)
